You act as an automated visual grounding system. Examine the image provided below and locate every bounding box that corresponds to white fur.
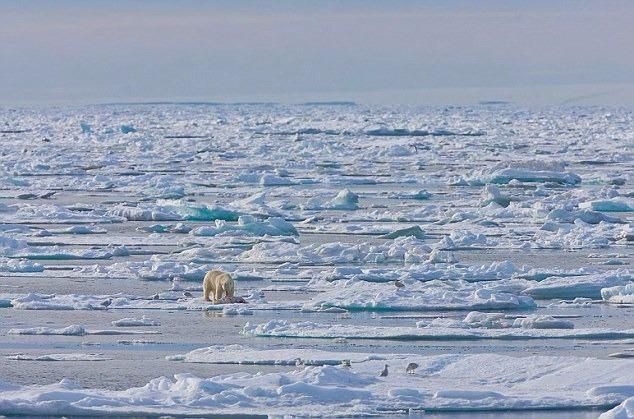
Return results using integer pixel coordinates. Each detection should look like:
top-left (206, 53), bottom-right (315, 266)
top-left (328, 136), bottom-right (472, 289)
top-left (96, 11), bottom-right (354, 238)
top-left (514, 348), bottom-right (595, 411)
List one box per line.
top-left (202, 270), bottom-right (235, 303)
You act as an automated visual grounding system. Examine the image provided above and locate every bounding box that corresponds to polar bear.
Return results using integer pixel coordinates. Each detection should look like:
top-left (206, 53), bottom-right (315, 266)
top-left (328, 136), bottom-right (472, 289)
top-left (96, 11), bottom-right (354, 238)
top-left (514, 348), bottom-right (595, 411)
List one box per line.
top-left (202, 269), bottom-right (235, 303)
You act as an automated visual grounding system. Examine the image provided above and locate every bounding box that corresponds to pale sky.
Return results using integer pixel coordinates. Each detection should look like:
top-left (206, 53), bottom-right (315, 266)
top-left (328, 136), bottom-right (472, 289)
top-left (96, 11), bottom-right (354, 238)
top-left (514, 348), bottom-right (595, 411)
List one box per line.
top-left (1, 0), bottom-right (633, 106)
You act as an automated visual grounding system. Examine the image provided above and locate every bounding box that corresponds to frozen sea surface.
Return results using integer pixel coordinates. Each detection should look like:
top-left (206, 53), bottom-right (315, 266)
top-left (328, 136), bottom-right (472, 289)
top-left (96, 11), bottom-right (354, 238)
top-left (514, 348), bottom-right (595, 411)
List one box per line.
top-left (0, 103), bottom-right (632, 417)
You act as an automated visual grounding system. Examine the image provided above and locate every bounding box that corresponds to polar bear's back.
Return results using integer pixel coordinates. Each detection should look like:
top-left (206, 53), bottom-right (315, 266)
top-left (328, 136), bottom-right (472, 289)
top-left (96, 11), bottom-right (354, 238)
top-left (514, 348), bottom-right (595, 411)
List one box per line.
top-left (203, 269), bottom-right (234, 288)
top-left (204, 269), bottom-right (230, 282)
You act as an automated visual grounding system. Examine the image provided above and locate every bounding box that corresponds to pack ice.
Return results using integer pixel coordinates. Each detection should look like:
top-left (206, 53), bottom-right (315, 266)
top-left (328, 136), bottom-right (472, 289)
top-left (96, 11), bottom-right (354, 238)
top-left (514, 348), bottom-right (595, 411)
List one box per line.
top-left (0, 103), bottom-right (632, 417)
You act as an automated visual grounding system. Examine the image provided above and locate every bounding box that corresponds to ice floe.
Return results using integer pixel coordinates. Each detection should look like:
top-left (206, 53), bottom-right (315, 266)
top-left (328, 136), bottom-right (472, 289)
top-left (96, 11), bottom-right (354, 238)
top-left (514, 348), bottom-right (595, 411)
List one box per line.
top-left (240, 236), bottom-right (433, 264)
top-left (486, 161), bottom-right (581, 185)
top-left (7, 325), bottom-right (160, 336)
top-left (381, 225), bottom-right (425, 239)
top-left (111, 316), bottom-right (161, 327)
top-left (0, 234), bottom-right (129, 260)
top-left (601, 283), bottom-right (634, 304)
top-left (170, 344), bottom-right (387, 365)
top-left (191, 215), bottom-right (298, 237)
top-left (435, 230), bottom-right (497, 250)
top-left (524, 270), bottom-right (633, 299)
top-left (244, 320), bottom-right (634, 341)
top-left (581, 199), bottom-right (634, 212)
top-left (2, 291), bottom-right (299, 312)
top-left (302, 280), bottom-right (535, 312)
top-left (302, 189), bottom-right (360, 210)
top-left (107, 201), bottom-right (240, 222)
top-left (600, 397), bottom-right (634, 418)
top-left (6, 353), bottom-right (111, 362)
top-left (0, 258), bottom-right (44, 273)
top-left (0, 353), bottom-right (630, 416)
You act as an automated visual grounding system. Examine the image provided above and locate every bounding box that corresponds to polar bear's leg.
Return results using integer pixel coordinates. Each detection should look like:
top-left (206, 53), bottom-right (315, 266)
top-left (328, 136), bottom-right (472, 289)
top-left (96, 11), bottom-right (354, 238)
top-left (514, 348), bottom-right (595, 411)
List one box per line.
top-left (203, 275), bottom-right (212, 301)
top-left (214, 285), bottom-right (224, 303)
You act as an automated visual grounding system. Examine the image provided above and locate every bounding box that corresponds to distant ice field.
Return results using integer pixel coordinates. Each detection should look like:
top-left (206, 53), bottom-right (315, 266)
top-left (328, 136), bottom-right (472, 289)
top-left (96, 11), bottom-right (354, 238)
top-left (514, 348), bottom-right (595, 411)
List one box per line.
top-left (0, 103), bottom-right (632, 417)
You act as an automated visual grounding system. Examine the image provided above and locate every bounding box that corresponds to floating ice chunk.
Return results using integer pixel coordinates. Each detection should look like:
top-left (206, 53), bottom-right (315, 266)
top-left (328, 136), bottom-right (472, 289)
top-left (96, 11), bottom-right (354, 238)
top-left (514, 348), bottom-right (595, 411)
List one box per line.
top-left (192, 215), bottom-right (298, 237)
top-left (548, 209), bottom-right (624, 224)
top-left (512, 315), bottom-right (574, 329)
top-left (108, 202), bottom-right (240, 222)
top-left (533, 185), bottom-right (550, 196)
top-left (137, 176), bottom-right (186, 199)
top-left (238, 241), bottom-right (302, 263)
top-left (365, 126), bottom-right (484, 137)
top-left (173, 344), bottom-right (387, 365)
top-left (169, 223), bottom-right (194, 233)
top-left (589, 385), bottom-right (634, 399)
top-left (601, 283), bottom-right (634, 304)
top-left (427, 248), bottom-right (458, 264)
top-left (599, 259), bottom-right (629, 266)
top-left (0, 235), bottom-right (29, 252)
top-left (231, 192), bottom-right (289, 217)
top-left (8, 292), bottom-right (151, 310)
top-left (617, 227), bottom-right (634, 243)
top-left (240, 236), bottom-right (432, 264)
top-left (245, 320), bottom-right (633, 341)
top-left (6, 353), bottom-right (111, 361)
top-left (581, 199), bottom-right (634, 212)
top-left (52, 226), bottom-right (107, 234)
top-left (79, 122), bottom-right (92, 133)
top-left (0, 258), bottom-right (44, 273)
top-left (490, 168), bottom-right (581, 185)
top-left (480, 185), bottom-right (511, 207)
top-left (412, 190), bottom-right (432, 199)
top-left (307, 259), bottom-right (520, 284)
top-left (107, 204), bottom-right (181, 221)
top-left (533, 221), bottom-right (614, 249)
top-left (168, 202), bottom-right (241, 221)
top-left (487, 161), bottom-right (581, 185)
top-left (302, 280), bottom-right (535, 312)
top-left (329, 189), bottom-right (359, 210)
top-left (222, 306), bottom-right (254, 316)
top-left (434, 389), bottom-right (505, 400)
top-left (112, 316), bottom-right (160, 327)
top-left (525, 270), bottom-right (633, 299)
top-left (259, 174), bottom-right (295, 186)
top-left (1, 239), bottom-right (129, 260)
top-left (8, 325), bottom-right (87, 336)
top-left (10, 293), bottom-right (82, 310)
top-left (446, 176), bottom-right (483, 186)
top-left (376, 144), bottom-right (415, 157)
top-left (447, 176), bottom-right (470, 186)
top-left (119, 124), bottom-right (136, 134)
top-left (462, 312), bottom-right (511, 329)
top-left (2, 290), bottom-right (296, 312)
top-left (75, 257), bottom-right (210, 281)
top-left (2, 204), bottom-right (116, 224)
top-left (600, 397), bottom-right (634, 418)
top-left (608, 351), bottom-right (634, 359)
top-left (547, 297), bottom-right (595, 308)
top-left (8, 325), bottom-right (159, 336)
top-left (138, 223), bottom-right (192, 233)
top-left (381, 226), bottom-right (425, 239)
top-left (388, 190), bottom-right (431, 200)
top-left (591, 386), bottom-right (634, 418)
top-left (436, 230), bottom-right (496, 250)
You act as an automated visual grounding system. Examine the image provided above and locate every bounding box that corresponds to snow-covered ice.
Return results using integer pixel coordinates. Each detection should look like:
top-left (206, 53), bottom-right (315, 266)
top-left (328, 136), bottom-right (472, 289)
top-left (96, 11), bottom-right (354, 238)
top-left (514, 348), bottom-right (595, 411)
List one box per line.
top-left (0, 103), bottom-right (632, 417)
top-left (0, 353), bottom-right (631, 416)
top-left (244, 320), bottom-right (634, 341)
top-left (5, 353), bottom-right (111, 362)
